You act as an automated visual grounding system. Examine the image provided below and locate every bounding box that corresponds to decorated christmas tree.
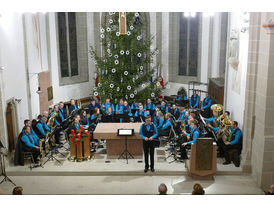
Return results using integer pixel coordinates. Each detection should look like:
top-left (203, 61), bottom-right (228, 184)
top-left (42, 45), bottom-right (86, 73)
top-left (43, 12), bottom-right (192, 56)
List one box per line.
top-left (90, 12), bottom-right (162, 104)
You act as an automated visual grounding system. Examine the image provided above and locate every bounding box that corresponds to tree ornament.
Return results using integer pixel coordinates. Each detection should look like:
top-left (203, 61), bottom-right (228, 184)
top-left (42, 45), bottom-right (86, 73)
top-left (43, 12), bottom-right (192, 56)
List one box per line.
top-left (110, 84), bottom-right (114, 88)
top-left (108, 53), bottom-right (112, 57)
top-left (93, 87), bottom-right (97, 91)
top-left (140, 71), bottom-right (143, 75)
top-left (106, 27), bottom-right (111, 32)
top-left (137, 35), bottom-right (142, 40)
top-left (124, 71), bottom-right (128, 76)
top-left (100, 34), bottom-right (105, 38)
top-left (112, 68), bottom-right (116, 73)
top-left (130, 94), bottom-right (134, 98)
top-left (137, 53), bottom-right (142, 57)
top-left (98, 83), bottom-right (102, 87)
top-left (117, 87), bottom-right (120, 91)
top-left (142, 84), bottom-right (145, 88)
top-left (130, 25), bottom-right (134, 30)
top-left (134, 90), bottom-right (137, 94)
top-left (132, 77), bottom-right (135, 82)
top-left (135, 13), bottom-right (139, 17)
top-left (116, 32), bottom-right (120, 36)
top-left (114, 54), bottom-right (119, 59)
top-left (156, 82), bottom-right (160, 86)
top-left (109, 19), bottom-right (113, 24)
top-left (109, 12), bottom-right (113, 15)
top-left (151, 93), bottom-right (155, 97)
top-left (100, 28), bottom-right (105, 33)
top-left (127, 31), bottom-right (131, 36)
top-left (107, 49), bottom-right (111, 53)
top-left (94, 61), bottom-right (97, 65)
top-left (140, 66), bottom-right (143, 70)
top-left (125, 95), bottom-right (128, 99)
top-left (120, 50), bottom-right (125, 55)
top-left (126, 50), bottom-right (130, 55)
top-left (94, 92), bottom-right (98, 96)
top-left (115, 60), bottom-right (119, 65)
top-left (127, 86), bottom-right (131, 90)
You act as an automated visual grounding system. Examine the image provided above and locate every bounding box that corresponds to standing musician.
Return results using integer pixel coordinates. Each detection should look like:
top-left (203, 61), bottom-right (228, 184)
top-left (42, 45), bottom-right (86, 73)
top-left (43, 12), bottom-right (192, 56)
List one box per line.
top-left (189, 90), bottom-right (200, 109)
top-left (201, 93), bottom-right (212, 118)
top-left (88, 99), bottom-right (100, 115)
top-left (170, 104), bottom-right (180, 119)
top-left (101, 98), bottom-right (115, 115)
top-left (21, 126), bottom-right (40, 163)
top-left (80, 110), bottom-right (89, 129)
top-left (58, 102), bottom-right (67, 122)
top-left (179, 120), bottom-right (200, 160)
top-left (135, 104), bottom-right (147, 122)
top-left (159, 101), bottom-right (169, 115)
top-left (158, 113), bottom-right (172, 136)
top-left (33, 117), bottom-right (51, 139)
top-left (139, 115), bottom-right (158, 173)
top-left (69, 99), bottom-right (78, 114)
top-left (154, 110), bottom-right (164, 130)
top-left (144, 98), bottom-right (156, 116)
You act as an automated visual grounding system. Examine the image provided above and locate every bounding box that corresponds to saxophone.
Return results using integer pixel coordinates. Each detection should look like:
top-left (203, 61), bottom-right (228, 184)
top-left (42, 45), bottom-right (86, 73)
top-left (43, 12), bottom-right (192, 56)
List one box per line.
top-left (48, 111), bottom-right (58, 146)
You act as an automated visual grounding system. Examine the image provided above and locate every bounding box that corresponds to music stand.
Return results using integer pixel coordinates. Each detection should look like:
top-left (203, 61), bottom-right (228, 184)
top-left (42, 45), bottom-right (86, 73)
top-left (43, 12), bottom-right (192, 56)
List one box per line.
top-left (115, 113), bottom-right (125, 123)
top-left (0, 141), bottom-right (16, 186)
top-left (117, 128), bottom-right (134, 164)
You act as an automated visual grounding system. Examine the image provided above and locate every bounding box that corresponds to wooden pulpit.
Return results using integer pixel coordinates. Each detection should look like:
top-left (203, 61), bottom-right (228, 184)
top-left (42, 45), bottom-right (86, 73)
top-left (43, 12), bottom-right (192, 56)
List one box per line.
top-left (185, 138), bottom-right (217, 179)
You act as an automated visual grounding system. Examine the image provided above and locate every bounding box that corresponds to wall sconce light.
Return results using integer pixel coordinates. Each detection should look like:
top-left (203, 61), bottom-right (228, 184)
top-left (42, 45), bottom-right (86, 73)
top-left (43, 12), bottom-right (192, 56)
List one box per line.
top-left (15, 98), bottom-right (22, 103)
top-left (36, 86), bottom-right (43, 94)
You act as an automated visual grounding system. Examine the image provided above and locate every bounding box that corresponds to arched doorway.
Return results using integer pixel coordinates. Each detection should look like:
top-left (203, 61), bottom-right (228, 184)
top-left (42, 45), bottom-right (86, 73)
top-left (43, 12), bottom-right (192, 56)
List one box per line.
top-left (5, 103), bottom-right (15, 151)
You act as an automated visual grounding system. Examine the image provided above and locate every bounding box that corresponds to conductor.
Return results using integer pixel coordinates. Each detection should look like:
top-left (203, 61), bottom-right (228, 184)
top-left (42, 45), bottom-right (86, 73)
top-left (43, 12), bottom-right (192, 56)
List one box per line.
top-left (139, 115), bottom-right (158, 173)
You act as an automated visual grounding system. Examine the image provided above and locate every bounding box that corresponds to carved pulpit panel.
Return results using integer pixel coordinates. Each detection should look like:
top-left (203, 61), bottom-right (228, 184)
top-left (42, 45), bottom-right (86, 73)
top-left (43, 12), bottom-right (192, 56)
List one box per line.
top-left (119, 12), bottom-right (127, 35)
top-left (195, 138), bottom-right (213, 170)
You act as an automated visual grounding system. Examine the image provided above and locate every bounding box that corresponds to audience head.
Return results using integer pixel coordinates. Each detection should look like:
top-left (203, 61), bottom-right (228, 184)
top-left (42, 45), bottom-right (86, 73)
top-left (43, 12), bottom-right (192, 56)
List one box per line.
top-left (12, 186), bottom-right (23, 195)
top-left (233, 121), bottom-right (238, 129)
top-left (158, 183), bottom-right (167, 195)
top-left (119, 99), bottom-right (124, 105)
top-left (59, 102), bottom-right (64, 108)
top-left (192, 183), bottom-right (205, 195)
top-left (145, 115), bottom-right (152, 125)
top-left (24, 119), bottom-right (31, 127)
top-left (70, 99), bottom-right (75, 105)
top-left (147, 98), bottom-right (152, 104)
top-left (269, 184), bottom-right (274, 194)
top-left (43, 111), bottom-right (49, 117)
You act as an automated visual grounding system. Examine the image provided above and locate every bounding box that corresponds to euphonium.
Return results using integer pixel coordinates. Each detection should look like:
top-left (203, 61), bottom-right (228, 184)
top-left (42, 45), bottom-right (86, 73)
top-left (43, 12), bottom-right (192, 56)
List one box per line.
top-left (39, 139), bottom-right (45, 164)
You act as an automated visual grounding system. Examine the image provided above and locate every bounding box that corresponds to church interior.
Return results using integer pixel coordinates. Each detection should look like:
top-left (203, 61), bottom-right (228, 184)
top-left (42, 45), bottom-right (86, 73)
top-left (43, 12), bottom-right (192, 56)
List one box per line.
top-left (0, 9), bottom-right (274, 198)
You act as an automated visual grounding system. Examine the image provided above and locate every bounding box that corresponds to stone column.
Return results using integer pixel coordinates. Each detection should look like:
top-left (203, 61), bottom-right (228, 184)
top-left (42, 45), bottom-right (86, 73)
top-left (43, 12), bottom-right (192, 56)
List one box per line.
top-left (242, 12), bottom-right (274, 190)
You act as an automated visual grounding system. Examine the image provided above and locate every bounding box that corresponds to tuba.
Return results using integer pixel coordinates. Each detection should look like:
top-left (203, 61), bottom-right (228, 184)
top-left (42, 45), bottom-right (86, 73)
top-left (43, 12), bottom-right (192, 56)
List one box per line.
top-left (217, 117), bottom-right (233, 142)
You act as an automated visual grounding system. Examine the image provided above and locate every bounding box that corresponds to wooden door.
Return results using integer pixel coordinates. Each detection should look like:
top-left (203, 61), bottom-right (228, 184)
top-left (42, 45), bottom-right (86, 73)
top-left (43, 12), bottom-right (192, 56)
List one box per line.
top-left (6, 103), bottom-right (15, 151)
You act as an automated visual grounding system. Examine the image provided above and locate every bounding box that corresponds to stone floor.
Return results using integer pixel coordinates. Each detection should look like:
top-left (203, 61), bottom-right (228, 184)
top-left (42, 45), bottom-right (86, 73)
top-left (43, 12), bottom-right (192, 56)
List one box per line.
top-left (0, 140), bottom-right (263, 195)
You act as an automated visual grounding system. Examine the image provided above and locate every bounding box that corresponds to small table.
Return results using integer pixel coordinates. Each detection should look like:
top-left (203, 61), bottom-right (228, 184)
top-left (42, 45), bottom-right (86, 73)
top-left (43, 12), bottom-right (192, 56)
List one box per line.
top-left (93, 123), bottom-right (143, 156)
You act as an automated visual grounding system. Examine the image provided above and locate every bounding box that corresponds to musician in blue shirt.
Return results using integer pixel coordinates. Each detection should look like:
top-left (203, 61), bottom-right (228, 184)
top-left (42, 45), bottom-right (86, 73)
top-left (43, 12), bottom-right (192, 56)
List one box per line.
top-left (58, 102), bottom-right (67, 122)
top-left (160, 101), bottom-right (168, 115)
top-left (69, 99), bottom-right (78, 114)
top-left (154, 111), bottom-right (164, 129)
top-left (80, 110), bottom-right (89, 129)
top-left (123, 101), bottom-right (133, 121)
top-left (21, 126), bottom-right (40, 163)
top-left (144, 98), bottom-right (156, 115)
top-left (175, 93), bottom-right (187, 101)
top-left (22, 119), bottom-right (40, 143)
top-left (101, 98), bottom-right (115, 114)
top-left (189, 90), bottom-right (200, 109)
top-left (131, 101), bottom-right (139, 110)
top-left (88, 99), bottom-right (101, 115)
top-left (221, 121), bottom-right (243, 165)
top-left (139, 115), bottom-right (158, 173)
top-left (90, 108), bottom-right (102, 127)
top-left (178, 108), bottom-right (186, 121)
top-left (34, 117), bottom-right (51, 139)
top-left (135, 104), bottom-right (148, 122)
top-left (179, 120), bottom-right (200, 159)
top-left (201, 93), bottom-right (213, 118)
top-left (171, 104), bottom-right (180, 119)
top-left (158, 113), bottom-right (172, 136)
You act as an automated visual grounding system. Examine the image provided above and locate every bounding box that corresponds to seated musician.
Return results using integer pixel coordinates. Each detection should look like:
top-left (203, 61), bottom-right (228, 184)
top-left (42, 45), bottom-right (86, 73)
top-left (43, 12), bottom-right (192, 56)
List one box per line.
top-left (21, 126), bottom-right (40, 163)
top-left (175, 93), bottom-right (187, 101)
top-left (189, 90), bottom-right (200, 109)
top-left (154, 111), bottom-right (164, 129)
top-left (80, 110), bottom-right (89, 129)
top-left (203, 113), bottom-right (216, 124)
top-left (116, 99), bottom-right (125, 122)
top-left (158, 113), bottom-right (172, 137)
top-left (88, 99), bottom-right (100, 115)
top-left (123, 101), bottom-right (133, 122)
top-left (101, 98), bottom-right (115, 114)
top-left (21, 119), bottom-right (39, 142)
top-left (144, 98), bottom-right (156, 116)
top-left (69, 99), bottom-right (78, 114)
top-left (43, 111), bottom-right (49, 122)
top-left (178, 107), bottom-right (186, 121)
top-left (34, 116), bottom-right (51, 139)
top-left (58, 101), bottom-right (67, 122)
top-left (159, 101), bottom-right (168, 115)
top-left (201, 93), bottom-right (213, 118)
top-left (171, 104), bottom-right (180, 119)
top-left (220, 121), bottom-right (243, 165)
top-left (49, 105), bottom-right (62, 145)
top-left (135, 104), bottom-right (148, 122)
top-left (70, 115), bottom-right (81, 131)
top-left (90, 108), bottom-right (102, 126)
top-left (179, 120), bottom-right (200, 160)
top-left (131, 101), bottom-right (139, 110)
top-left (103, 106), bottom-right (114, 122)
